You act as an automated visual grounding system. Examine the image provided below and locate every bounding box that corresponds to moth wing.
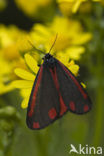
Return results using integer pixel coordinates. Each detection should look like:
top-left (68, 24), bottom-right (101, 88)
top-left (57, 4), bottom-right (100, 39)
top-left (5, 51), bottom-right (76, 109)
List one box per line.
top-left (56, 61), bottom-right (92, 114)
top-left (26, 65), bottom-right (64, 130)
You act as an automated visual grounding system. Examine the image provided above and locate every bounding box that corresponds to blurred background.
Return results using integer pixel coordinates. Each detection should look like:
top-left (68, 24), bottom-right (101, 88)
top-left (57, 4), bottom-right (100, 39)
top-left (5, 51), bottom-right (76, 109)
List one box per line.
top-left (0, 0), bottom-right (104, 156)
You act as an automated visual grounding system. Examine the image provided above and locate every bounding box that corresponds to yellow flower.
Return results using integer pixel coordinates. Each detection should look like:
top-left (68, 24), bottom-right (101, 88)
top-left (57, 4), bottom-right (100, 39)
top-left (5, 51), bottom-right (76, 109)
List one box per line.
top-left (57, 0), bottom-right (101, 15)
top-left (14, 0), bottom-right (53, 19)
top-left (66, 60), bottom-right (79, 76)
top-left (30, 16), bottom-right (92, 54)
top-left (0, 54), bottom-right (14, 94)
top-left (0, 25), bottom-right (33, 60)
top-left (0, 25), bottom-right (32, 94)
top-left (56, 46), bottom-right (85, 63)
top-left (0, 83), bottom-right (14, 94)
top-left (12, 54), bottom-right (38, 108)
top-left (13, 54), bottom-right (80, 109)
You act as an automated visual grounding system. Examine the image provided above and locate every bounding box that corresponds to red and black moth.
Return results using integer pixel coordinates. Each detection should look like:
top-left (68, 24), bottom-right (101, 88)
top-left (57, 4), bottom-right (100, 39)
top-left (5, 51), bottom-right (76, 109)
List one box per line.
top-left (26, 37), bottom-right (92, 130)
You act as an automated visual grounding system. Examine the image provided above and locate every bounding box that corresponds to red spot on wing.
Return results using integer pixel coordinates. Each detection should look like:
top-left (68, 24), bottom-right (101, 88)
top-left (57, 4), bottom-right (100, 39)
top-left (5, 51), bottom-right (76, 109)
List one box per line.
top-left (33, 122), bottom-right (40, 129)
top-left (84, 105), bottom-right (89, 112)
top-left (59, 62), bottom-right (87, 99)
top-left (59, 96), bottom-right (67, 116)
top-left (48, 108), bottom-right (57, 119)
top-left (28, 66), bottom-right (43, 117)
top-left (50, 67), bottom-right (67, 116)
top-left (69, 101), bottom-right (75, 111)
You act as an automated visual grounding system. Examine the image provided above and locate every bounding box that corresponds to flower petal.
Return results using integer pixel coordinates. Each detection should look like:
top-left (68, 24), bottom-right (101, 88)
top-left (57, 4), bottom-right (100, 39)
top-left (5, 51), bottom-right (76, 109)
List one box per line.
top-left (0, 83), bottom-right (14, 94)
top-left (72, 1), bottom-right (82, 13)
top-left (66, 46), bottom-right (85, 60)
top-left (12, 80), bottom-right (33, 89)
top-left (68, 64), bottom-right (79, 76)
top-left (81, 82), bottom-right (86, 89)
top-left (67, 60), bottom-right (74, 66)
top-left (25, 54), bottom-right (39, 73)
top-left (21, 97), bottom-right (29, 109)
top-left (20, 88), bottom-right (31, 97)
top-left (72, 33), bottom-right (92, 45)
top-left (34, 24), bottom-right (51, 37)
top-left (56, 51), bottom-right (69, 65)
top-left (14, 68), bottom-right (35, 80)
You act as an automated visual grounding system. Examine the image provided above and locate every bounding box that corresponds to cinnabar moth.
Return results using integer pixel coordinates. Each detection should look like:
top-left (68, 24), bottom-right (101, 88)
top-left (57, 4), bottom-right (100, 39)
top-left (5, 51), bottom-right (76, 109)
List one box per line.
top-left (26, 36), bottom-right (92, 130)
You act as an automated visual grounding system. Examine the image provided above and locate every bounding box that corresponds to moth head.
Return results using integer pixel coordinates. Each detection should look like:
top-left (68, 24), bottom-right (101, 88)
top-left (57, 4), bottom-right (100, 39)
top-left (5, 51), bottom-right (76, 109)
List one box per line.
top-left (43, 53), bottom-right (52, 60)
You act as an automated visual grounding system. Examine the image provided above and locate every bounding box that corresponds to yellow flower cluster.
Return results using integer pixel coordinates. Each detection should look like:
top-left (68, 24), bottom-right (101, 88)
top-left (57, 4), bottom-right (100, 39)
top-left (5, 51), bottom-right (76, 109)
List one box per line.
top-left (0, 54), bottom-right (13, 94)
top-left (0, 25), bottom-right (30, 94)
top-left (30, 16), bottom-right (92, 58)
top-left (57, 0), bottom-right (102, 15)
top-left (15, 0), bottom-right (52, 17)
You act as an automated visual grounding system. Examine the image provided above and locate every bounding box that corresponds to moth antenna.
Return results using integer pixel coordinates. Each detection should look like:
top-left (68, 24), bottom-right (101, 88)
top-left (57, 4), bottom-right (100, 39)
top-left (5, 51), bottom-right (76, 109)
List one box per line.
top-left (49, 34), bottom-right (58, 54)
top-left (28, 40), bottom-right (45, 54)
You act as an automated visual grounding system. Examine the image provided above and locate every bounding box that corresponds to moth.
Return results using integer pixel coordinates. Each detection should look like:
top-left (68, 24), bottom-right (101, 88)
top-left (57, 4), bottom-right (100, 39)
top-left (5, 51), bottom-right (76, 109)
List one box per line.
top-left (26, 35), bottom-right (92, 130)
